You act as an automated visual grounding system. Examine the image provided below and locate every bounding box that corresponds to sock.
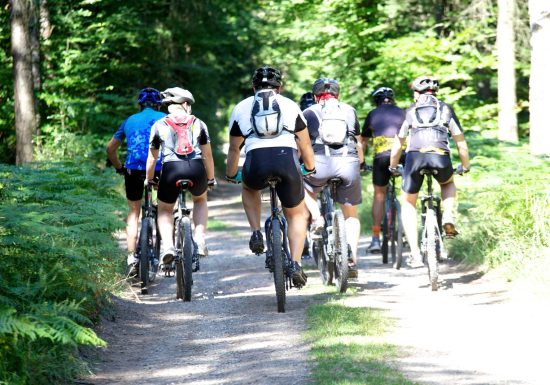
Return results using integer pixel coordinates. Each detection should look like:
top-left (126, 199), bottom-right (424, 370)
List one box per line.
top-left (372, 226), bottom-right (381, 238)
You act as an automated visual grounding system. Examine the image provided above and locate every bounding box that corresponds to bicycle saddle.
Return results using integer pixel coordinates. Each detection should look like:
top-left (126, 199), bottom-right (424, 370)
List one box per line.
top-left (175, 179), bottom-right (194, 189)
top-left (419, 169), bottom-right (438, 176)
top-left (328, 177), bottom-right (343, 185)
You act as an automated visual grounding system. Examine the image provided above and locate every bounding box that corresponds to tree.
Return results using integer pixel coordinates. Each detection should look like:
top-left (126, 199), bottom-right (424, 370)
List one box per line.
top-left (497, 0), bottom-right (518, 143)
top-left (10, 0), bottom-right (37, 164)
top-left (529, 0), bottom-right (550, 156)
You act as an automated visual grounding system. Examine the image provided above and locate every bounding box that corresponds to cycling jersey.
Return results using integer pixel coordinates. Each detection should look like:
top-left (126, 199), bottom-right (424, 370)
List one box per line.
top-left (229, 93), bottom-right (307, 153)
top-left (113, 107), bottom-right (166, 171)
top-left (361, 104), bottom-right (406, 158)
top-left (303, 102), bottom-right (360, 157)
top-left (149, 112), bottom-right (210, 163)
top-left (398, 100), bottom-right (462, 154)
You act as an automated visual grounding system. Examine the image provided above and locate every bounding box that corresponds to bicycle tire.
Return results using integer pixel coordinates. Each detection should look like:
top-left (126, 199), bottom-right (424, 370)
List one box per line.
top-left (395, 202), bottom-right (404, 270)
top-left (381, 212), bottom-right (389, 264)
top-left (271, 218), bottom-right (286, 313)
top-left (315, 239), bottom-right (330, 285)
top-left (390, 201), bottom-right (397, 265)
top-left (333, 210), bottom-right (349, 293)
top-left (151, 217), bottom-right (161, 281)
top-left (425, 210), bottom-right (439, 291)
top-left (138, 217), bottom-right (151, 295)
top-left (175, 219), bottom-right (184, 300)
top-left (182, 217), bottom-right (193, 301)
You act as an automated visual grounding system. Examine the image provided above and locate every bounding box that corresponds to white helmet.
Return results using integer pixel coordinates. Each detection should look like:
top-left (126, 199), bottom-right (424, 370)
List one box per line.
top-left (161, 87), bottom-right (195, 105)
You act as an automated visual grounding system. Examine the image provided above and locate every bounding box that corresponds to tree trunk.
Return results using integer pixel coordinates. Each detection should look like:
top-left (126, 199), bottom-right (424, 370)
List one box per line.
top-left (497, 0), bottom-right (519, 143)
top-left (29, 0), bottom-right (41, 130)
top-left (10, 0), bottom-right (37, 165)
top-left (529, 0), bottom-right (550, 156)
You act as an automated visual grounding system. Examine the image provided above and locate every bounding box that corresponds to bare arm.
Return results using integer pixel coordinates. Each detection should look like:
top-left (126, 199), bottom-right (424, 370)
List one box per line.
top-left (200, 142), bottom-right (215, 180)
top-left (295, 129), bottom-right (315, 171)
top-left (145, 147), bottom-right (159, 182)
top-left (360, 136), bottom-right (369, 159)
top-left (389, 135), bottom-right (405, 169)
top-left (106, 138), bottom-right (122, 169)
top-left (452, 133), bottom-right (470, 169)
top-left (226, 135), bottom-right (244, 177)
top-left (355, 135), bottom-right (364, 165)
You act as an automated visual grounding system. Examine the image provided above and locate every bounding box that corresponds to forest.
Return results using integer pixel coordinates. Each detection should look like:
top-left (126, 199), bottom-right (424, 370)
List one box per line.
top-left (1, 0), bottom-right (549, 384)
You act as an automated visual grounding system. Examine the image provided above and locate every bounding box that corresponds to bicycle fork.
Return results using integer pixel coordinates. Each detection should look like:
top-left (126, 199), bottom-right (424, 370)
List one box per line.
top-left (264, 215), bottom-right (293, 284)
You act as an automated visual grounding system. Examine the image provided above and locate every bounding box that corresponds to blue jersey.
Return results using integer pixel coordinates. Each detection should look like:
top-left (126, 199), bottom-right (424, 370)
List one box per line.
top-left (114, 108), bottom-right (166, 171)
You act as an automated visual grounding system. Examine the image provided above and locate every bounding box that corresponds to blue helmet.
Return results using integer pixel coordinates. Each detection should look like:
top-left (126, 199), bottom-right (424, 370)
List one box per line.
top-left (138, 87), bottom-right (162, 106)
top-left (299, 92), bottom-right (315, 111)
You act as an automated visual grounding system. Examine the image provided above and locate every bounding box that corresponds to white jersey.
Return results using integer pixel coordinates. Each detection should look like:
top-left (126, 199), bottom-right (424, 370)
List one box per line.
top-left (228, 92), bottom-right (306, 154)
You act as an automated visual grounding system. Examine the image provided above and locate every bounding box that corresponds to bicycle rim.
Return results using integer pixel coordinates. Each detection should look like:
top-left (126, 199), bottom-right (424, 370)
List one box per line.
top-left (381, 213), bottom-right (389, 264)
top-left (426, 210), bottom-right (439, 291)
top-left (271, 219), bottom-right (286, 312)
top-left (138, 218), bottom-right (150, 294)
top-left (182, 217), bottom-right (193, 301)
top-left (175, 219), bottom-right (184, 300)
top-left (333, 210), bottom-right (349, 293)
top-left (315, 240), bottom-right (330, 285)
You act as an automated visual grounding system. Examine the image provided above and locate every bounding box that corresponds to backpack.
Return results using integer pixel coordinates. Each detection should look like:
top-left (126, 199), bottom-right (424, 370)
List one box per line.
top-left (164, 114), bottom-right (196, 156)
top-left (411, 94), bottom-right (442, 129)
top-left (316, 99), bottom-right (348, 146)
top-left (250, 90), bottom-right (285, 138)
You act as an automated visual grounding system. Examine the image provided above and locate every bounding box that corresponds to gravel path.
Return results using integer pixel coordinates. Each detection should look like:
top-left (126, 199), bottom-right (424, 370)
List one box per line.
top-left (85, 181), bottom-right (550, 385)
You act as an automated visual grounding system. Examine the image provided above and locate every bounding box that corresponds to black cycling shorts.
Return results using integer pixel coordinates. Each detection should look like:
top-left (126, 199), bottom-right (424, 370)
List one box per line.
top-left (372, 153), bottom-right (406, 187)
top-left (243, 147), bottom-right (304, 208)
top-left (402, 151), bottom-right (453, 194)
top-left (125, 169), bottom-right (159, 201)
top-left (158, 159), bottom-right (207, 204)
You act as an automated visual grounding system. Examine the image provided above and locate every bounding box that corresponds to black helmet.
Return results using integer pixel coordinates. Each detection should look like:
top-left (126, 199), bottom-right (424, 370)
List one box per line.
top-left (372, 87), bottom-right (395, 106)
top-left (299, 92), bottom-right (315, 111)
top-left (312, 78), bottom-right (340, 97)
top-left (411, 76), bottom-right (439, 93)
top-left (252, 66), bottom-right (282, 88)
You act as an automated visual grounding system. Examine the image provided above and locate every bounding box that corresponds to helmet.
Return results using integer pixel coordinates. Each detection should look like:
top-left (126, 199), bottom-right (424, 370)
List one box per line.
top-left (411, 76), bottom-right (439, 93)
top-left (252, 66), bottom-right (282, 88)
top-left (161, 87), bottom-right (195, 105)
top-left (312, 78), bottom-right (340, 97)
top-left (299, 92), bottom-right (315, 111)
top-left (138, 87), bottom-right (162, 106)
top-left (372, 87), bottom-right (394, 105)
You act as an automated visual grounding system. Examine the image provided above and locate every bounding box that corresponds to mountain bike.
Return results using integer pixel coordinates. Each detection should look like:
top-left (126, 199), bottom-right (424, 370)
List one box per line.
top-left (136, 184), bottom-right (161, 294)
top-left (419, 169), bottom-right (447, 291)
top-left (173, 179), bottom-right (199, 301)
top-left (382, 173), bottom-right (404, 269)
top-left (311, 178), bottom-right (349, 293)
top-left (264, 177), bottom-right (298, 313)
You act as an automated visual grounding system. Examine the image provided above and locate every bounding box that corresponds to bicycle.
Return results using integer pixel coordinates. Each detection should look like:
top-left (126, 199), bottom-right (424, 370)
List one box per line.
top-left (419, 169), bottom-right (447, 291)
top-left (136, 184), bottom-right (161, 294)
top-left (311, 178), bottom-right (349, 293)
top-left (264, 177), bottom-right (300, 313)
top-left (172, 179), bottom-right (199, 301)
top-left (382, 172), bottom-right (405, 269)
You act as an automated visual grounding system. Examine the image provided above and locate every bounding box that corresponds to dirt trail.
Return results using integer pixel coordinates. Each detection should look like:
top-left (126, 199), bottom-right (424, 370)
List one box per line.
top-left (85, 181), bottom-right (550, 385)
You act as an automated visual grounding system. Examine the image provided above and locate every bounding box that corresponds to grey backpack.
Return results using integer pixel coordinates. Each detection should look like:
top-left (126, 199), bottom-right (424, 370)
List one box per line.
top-left (250, 90), bottom-right (286, 138)
top-left (316, 99), bottom-right (348, 145)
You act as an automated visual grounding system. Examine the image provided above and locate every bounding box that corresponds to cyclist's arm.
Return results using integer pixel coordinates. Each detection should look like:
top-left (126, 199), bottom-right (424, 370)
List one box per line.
top-left (295, 128), bottom-right (315, 171)
top-left (200, 143), bottom-right (215, 181)
top-left (145, 147), bottom-right (158, 182)
top-left (106, 138), bottom-right (123, 169)
top-left (389, 134), bottom-right (406, 169)
top-left (226, 134), bottom-right (244, 178)
top-left (355, 134), bottom-right (364, 165)
top-left (452, 133), bottom-right (470, 170)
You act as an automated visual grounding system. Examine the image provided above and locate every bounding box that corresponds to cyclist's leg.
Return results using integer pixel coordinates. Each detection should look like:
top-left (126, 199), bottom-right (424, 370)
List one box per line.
top-left (157, 200), bottom-right (176, 251)
top-left (123, 170), bottom-right (146, 267)
top-left (157, 162), bottom-right (182, 262)
top-left (401, 152), bottom-right (425, 265)
top-left (282, 202), bottom-right (309, 263)
top-left (370, 156), bottom-right (391, 251)
top-left (430, 153), bottom-right (457, 235)
top-left (341, 203), bottom-right (360, 264)
top-left (126, 200), bottom-right (141, 255)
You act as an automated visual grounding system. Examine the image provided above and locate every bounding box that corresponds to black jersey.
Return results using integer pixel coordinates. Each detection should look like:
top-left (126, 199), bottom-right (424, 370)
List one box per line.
top-left (361, 104), bottom-right (406, 158)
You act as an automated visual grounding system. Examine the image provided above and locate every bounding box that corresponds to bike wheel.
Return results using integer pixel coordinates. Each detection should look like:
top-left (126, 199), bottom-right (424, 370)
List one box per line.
top-left (314, 239), bottom-right (330, 285)
top-left (138, 217), bottom-right (151, 295)
top-left (389, 202), bottom-right (397, 266)
top-left (395, 202), bottom-right (404, 270)
top-left (425, 210), bottom-right (439, 291)
top-left (333, 210), bottom-right (349, 293)
top-left (182, 217), bottom-right (193, 301)
top-left (271, 219), bottom-right (286, 313)
top-left (175, 219), bottom-right (184, 300)
top-left (381, 213), bottom-right (389, 264)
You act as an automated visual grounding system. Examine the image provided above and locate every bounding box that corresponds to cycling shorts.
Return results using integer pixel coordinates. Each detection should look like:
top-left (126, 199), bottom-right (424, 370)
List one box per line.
top-left (124, 169), bottom-right (160, 201)
top-left (401, 151), bottom-right (453, 194)
top-left (304, 155), bottom-right (362, 206)
top-left (372, 153), bottom-right (406, 187)
top-left (242, 147), bottom-right (304, 208)
top-left (158, 159), bottom-right (207, 204)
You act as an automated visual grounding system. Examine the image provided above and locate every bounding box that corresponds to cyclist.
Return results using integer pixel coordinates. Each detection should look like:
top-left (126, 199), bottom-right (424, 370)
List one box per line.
top-left (225, 66), bottom-right (316, 287)
top-left (360, 86), bottom-right (406, 254)
top-left (302, 78), bottom-right (364, 277)
top-left (299, 92), bottom-right (315, 111)
top-left (106, 87), bottom-right (166, 275)
top-left (145, 87), bottom-right (216, 265)
top-left (389, 75), bottom-right (470, 268)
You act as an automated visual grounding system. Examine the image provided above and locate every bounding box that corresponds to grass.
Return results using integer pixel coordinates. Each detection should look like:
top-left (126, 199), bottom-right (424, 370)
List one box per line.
top-left (306, 298), bottom-right (419, 385)
top-left (208, 219), bottom-right (229, 231)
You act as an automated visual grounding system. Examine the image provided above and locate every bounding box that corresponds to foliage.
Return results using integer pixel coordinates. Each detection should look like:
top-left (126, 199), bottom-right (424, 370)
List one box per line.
top-left (0, 161), bottom-right (125, 384)
top-left (306, 299), bottom-right (418, 385)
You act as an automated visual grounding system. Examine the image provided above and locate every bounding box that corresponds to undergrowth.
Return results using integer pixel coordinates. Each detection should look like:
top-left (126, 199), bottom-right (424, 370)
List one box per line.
top-left (0, 161), bottom-right (125, 384)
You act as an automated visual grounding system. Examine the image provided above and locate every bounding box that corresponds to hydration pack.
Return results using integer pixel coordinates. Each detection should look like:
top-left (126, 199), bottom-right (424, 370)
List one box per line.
top-left (164, 114), bottom-right (195, 156)
top-left (250, 90), bottom-right (285, 138)
top-left (411, 94), bottom-right (443, 129)
top-left (316, 99), bottom-right (348, 146)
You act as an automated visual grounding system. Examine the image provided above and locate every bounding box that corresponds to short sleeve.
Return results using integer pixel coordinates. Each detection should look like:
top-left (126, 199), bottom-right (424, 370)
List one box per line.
top-left (113, 119), bottom-right (127, 141)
